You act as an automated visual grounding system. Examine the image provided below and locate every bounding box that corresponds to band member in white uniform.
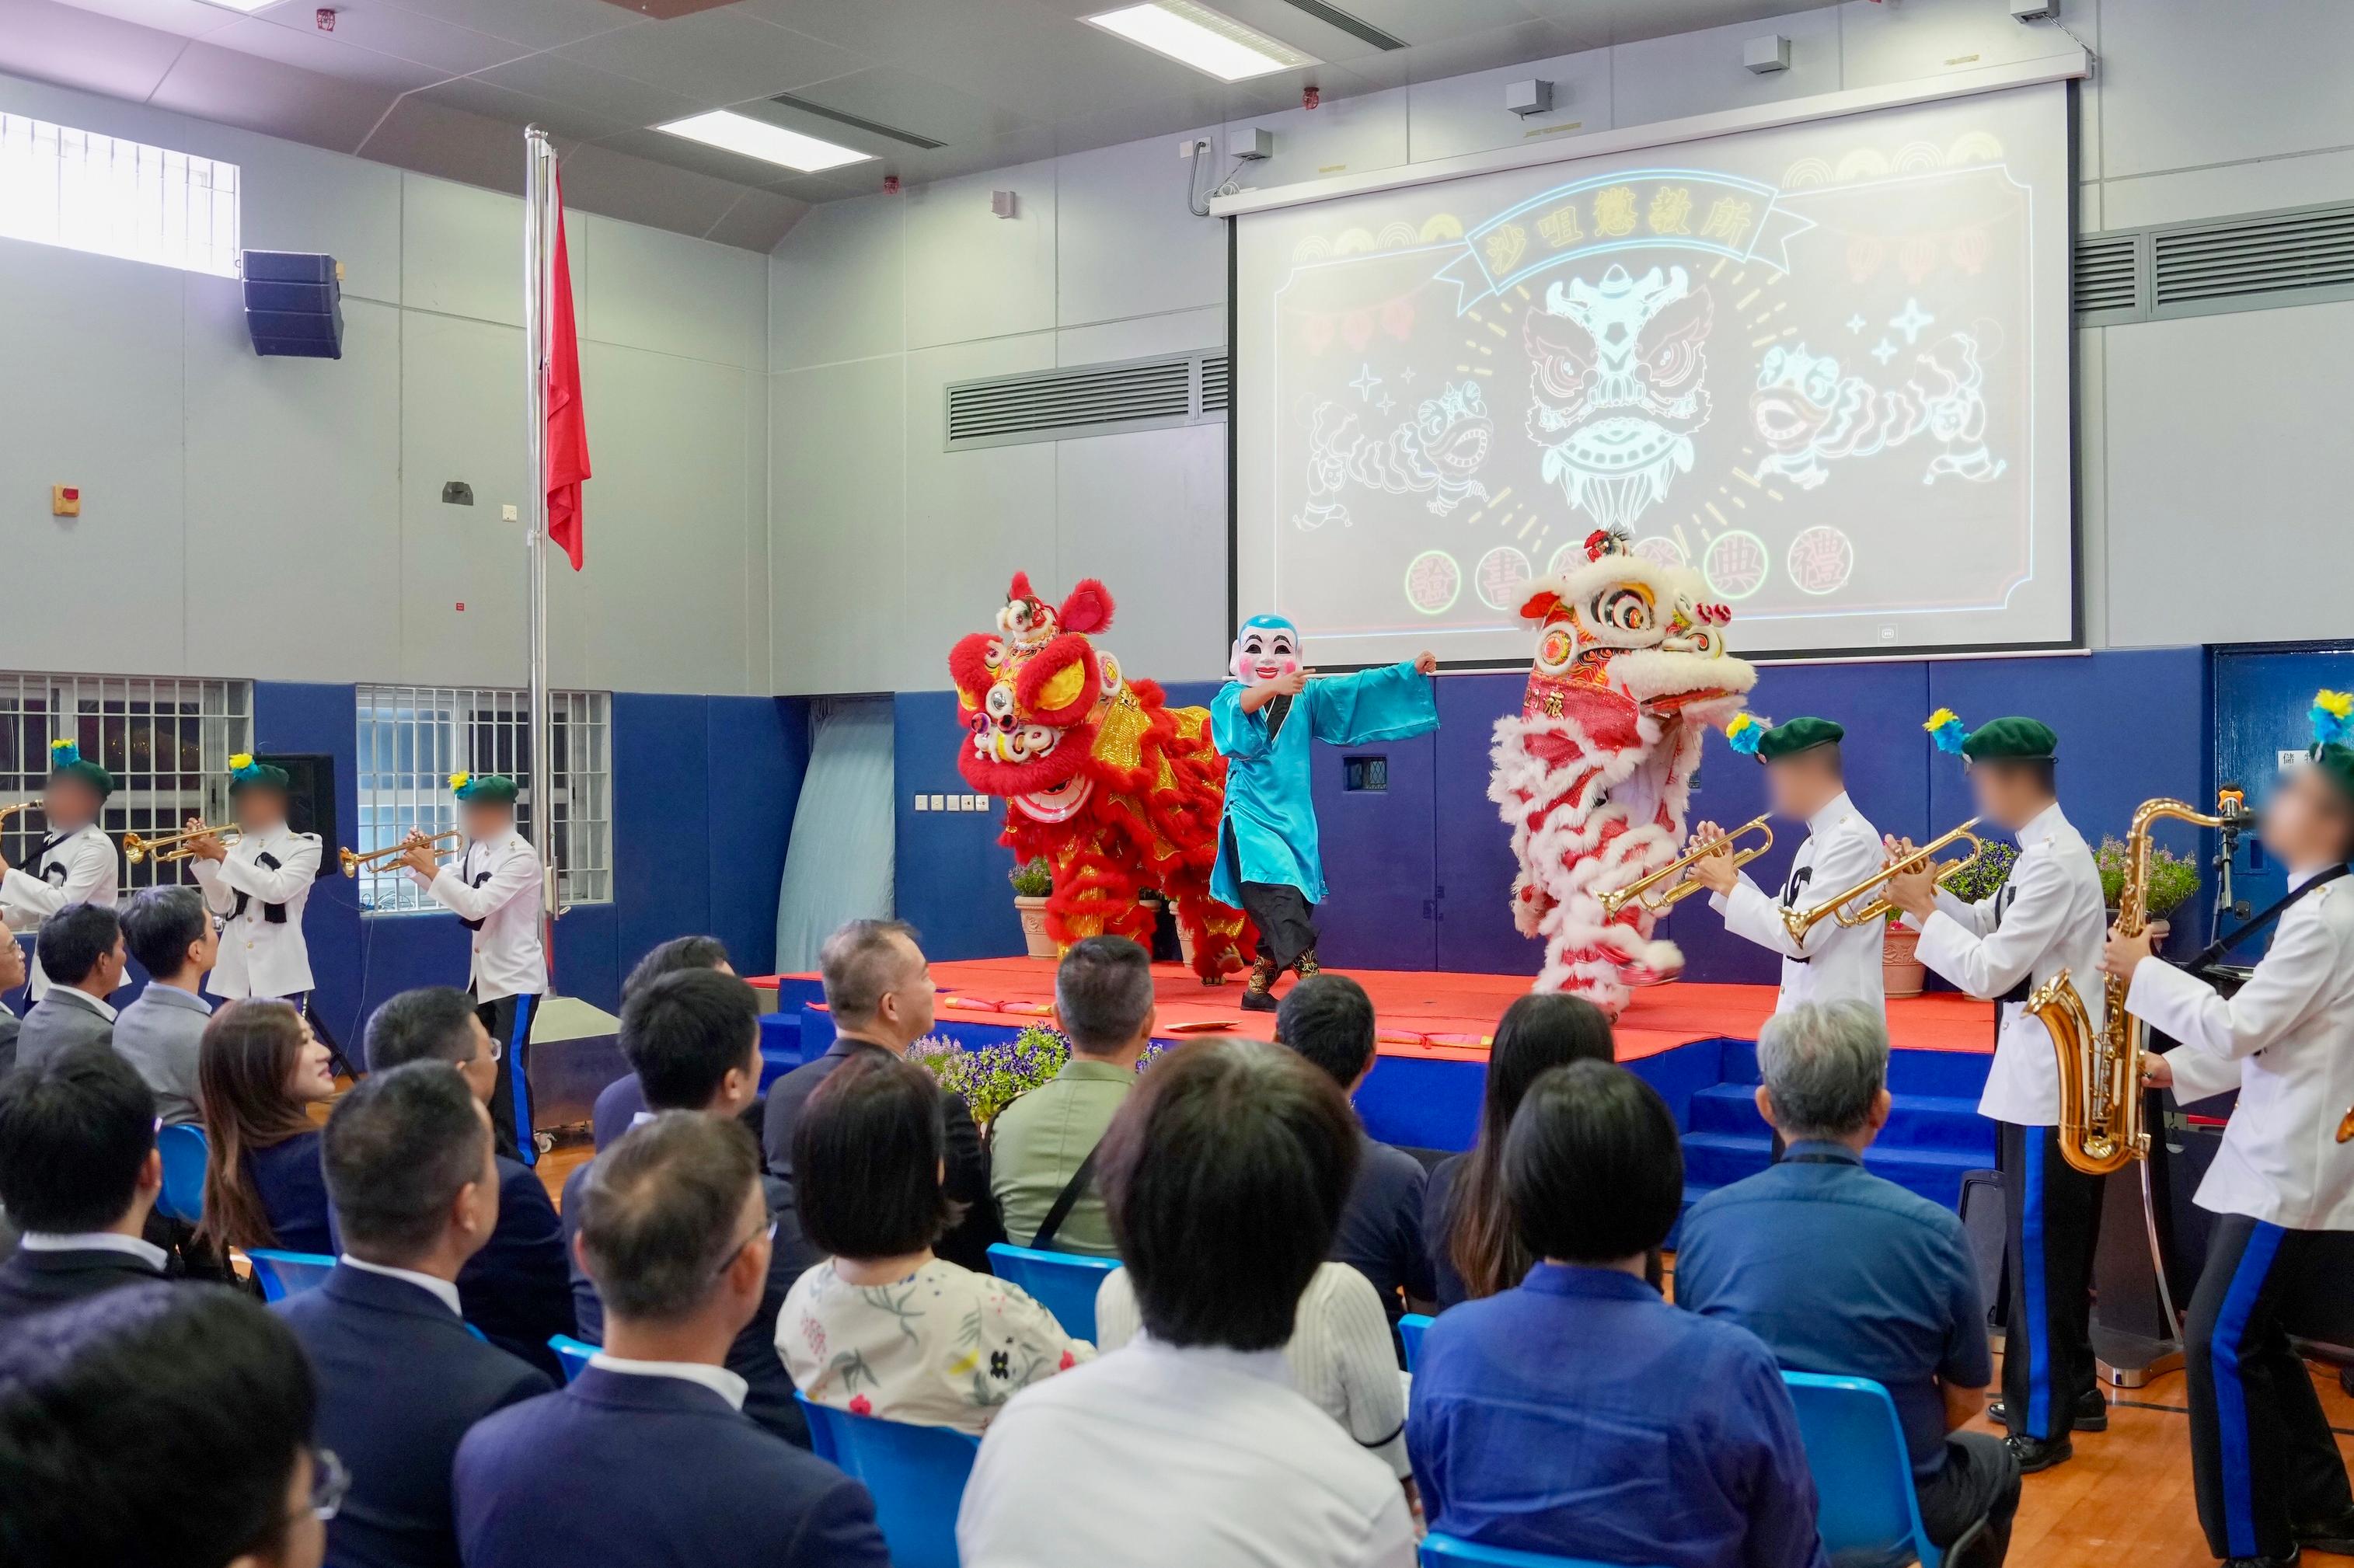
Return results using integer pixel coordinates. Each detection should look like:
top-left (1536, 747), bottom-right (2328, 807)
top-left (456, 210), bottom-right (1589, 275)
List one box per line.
top-left (0, 739), bottom-right (119, 1002)
top-left (402, 771), bottom-right (546, 1165)
top-left (1882, 712), bottom-right (2108, 1475)
top-left (188, 755), bottom-right (320, 1008)
top-left (2103, 696), bottom-right (2354, 1568)
top-left (1688, 715), bottom-right (1888, 1016)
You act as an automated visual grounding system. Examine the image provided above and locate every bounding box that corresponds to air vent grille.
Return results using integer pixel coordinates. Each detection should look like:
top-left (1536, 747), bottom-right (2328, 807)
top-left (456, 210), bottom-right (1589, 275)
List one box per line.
top-left (945, 350), bottom-right (1228, 451)
top-left (2075, 200), bottom-right (2354, 325)
top-left (766, 93), bottom-right (944, 151)
top-left (2072, 232), bottom-right (2143, 322)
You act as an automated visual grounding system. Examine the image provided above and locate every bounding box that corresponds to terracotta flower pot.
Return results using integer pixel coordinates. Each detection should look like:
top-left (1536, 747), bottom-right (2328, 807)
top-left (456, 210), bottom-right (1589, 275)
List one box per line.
top-left (1882, 924), bottom-right (1927, 999)
top-left (1013, 894), bottom-right (1056, 960)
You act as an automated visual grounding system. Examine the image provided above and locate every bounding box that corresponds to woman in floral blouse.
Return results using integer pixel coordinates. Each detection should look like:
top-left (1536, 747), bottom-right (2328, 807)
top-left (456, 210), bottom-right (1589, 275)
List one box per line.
top-left (780, 1051), bottom-right (1092, 1434)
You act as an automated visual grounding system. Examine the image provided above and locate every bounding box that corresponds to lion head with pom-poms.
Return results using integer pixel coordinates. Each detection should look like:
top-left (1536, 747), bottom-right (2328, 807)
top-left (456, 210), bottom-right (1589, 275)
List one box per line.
top-left (1487, 528), bottom-right (1756, 1017)
top-left (949, 574), bottom-right (1253, 982)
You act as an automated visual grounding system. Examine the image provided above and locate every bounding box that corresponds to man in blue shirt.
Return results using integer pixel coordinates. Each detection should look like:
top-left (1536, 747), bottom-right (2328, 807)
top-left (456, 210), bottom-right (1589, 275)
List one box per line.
top-left (1409, 1060), bottom-right (1827, 1568)
top-left (1678, 999), bottom-right (2020, 1567)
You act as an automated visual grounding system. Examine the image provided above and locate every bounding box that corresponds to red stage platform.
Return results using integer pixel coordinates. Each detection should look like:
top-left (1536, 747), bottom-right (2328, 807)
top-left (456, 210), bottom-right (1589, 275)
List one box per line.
top-left (905, 957), bottom-right (1996, 1064)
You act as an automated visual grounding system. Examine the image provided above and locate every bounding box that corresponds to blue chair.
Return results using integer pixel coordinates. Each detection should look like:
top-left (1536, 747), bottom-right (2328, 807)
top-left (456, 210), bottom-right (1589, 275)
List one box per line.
top-left (1421, 1535), bottom-right (1633, 1566)
top-left (985, 1242), bottom-right (1119, 1342)
top-left (1399, 1312), bottom-right (1434, 1375)
top-left (1782, 1371), bottom-right (1979, 1568)
top-left (796, 1395), bottom-right (978, 1568)
top-left (549, 1335), bottom-right (597, 1383)
top-left (155, 1124), bottom-right (208, 1225)
top-left (246, 1249), bottom-right (336, 1302)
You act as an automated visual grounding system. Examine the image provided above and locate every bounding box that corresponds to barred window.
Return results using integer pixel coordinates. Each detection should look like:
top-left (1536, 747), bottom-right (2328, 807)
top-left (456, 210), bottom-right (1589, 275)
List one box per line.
top-left (354, 685), bottom-right (612, 915)
top-left (0, 113), bottom-right (241, 277)
top-left (0, 674), bottom-right (251, 897)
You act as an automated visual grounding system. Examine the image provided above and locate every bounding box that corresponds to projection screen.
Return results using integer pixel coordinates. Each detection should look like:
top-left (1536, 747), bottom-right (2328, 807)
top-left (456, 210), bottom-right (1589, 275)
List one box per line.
top-left (1231, 79), bottom-right (2075, 665)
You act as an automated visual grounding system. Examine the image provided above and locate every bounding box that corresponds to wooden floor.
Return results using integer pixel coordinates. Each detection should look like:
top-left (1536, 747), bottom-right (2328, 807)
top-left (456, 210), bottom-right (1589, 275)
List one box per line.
top-left (536, 1145), bottom-right (2351, 1566)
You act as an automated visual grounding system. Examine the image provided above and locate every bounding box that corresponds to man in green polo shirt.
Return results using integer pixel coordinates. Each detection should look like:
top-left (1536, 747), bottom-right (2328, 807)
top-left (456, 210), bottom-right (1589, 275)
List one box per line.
top-left (991, 936), bottom-right (1157, 1256)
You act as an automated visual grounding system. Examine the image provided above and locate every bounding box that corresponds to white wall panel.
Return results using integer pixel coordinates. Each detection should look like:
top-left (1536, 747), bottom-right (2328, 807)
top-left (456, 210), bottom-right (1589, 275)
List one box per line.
top-left (577, 212), bottom-right (768, 371)
top-left (1055, 130), bottom-right (1228, 329)
top-left (1403, 46), bottom-right (1614, 166)
top-left (770, 356), bottom-right (905, 696)
top-left (1055, 306), bottom-right (1224, 368)
top-left (2098, 0), bottom-right (2354, 180)
top-left (768, 194), bottom-right (905, 372)
top-left (902, 162), bottom-right (1058, 351)
top-left (1223, 87), bottom-right (1409, 197)
top-left (400, 173), bottom-right (531, 329)
top-left (1056, 424), bottom-right (1229, 685)
top-left (1838, 0), bottom-right (2082, 94)
top-left (1610, 6), bottom-right (1841, 129)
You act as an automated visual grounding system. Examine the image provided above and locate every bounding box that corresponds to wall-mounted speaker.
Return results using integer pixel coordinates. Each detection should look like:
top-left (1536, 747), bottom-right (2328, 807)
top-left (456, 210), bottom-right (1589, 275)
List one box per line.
top-left (242, 251), bottom-right (344, 360)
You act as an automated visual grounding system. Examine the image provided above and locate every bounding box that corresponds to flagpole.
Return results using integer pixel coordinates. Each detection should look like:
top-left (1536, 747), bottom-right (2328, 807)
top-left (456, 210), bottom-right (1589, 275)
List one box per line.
top-left (522, 126), bottom-right (561, 988)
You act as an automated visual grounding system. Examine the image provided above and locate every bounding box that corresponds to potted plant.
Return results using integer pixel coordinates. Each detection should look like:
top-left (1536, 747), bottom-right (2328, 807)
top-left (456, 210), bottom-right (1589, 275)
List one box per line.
top-left (1882, 839), bottom-right (2020, 998)
top-left (2094, 835), bottom-right (2201, 947)
top-left (912, 1026), bottom-right (1168, 1133)
top-left (1009, 856), bottom-right (1055, 959)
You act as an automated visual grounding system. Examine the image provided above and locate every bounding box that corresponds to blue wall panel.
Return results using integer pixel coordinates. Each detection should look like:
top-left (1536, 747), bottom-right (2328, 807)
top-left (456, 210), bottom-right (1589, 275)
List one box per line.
top-left (708, 696), bottom-right (807, 975)
top-left (613, 692), bottom-right (713, 977)
top-left (895, 689), bottom-right (1024, 962)
top-left (1432, 674), bottom-right (1543, 976)
top-left (2213, 645), bottom-right (2354, 932)
top-left (253, 681), bottom-right (369, 1044)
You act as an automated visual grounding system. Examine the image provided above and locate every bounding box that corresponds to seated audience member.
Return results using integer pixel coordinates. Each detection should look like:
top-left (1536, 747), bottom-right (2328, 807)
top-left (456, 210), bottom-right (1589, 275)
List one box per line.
top-left (0, 932), bottom-right (27, 1075)
top-left (16, 903), bottom-right (128, 1071)
top-left (765, 919), bottom-right (1001, 1270)
top-left (782, 1052), bottom-right (1090, 1434)
top-left (1279, 974), bottom-right (1435, 1331)
top-left (561, 968), bottom-right (808, 1445)
top-left (989, 935), bottom-right (1154, 1256)
top-left (198, 1000), bottom-right (340, 1256)
top-left (1409, 1061), bottom-right (1827, 1568)
top-left (0, 1049), bottom-right (166, 1328)
top-left (1676, 1001), bottom-right (2019, 1567)
top-left (113, 887), bottom-right (219, 1127)
top-left (591, 935), bottom-right (735, 1148)
top-left (959, 1039), bottom-right (1415, 1568)
top-left (455, 1113), bottom-right (888, 1568)
top-left (364, 987), bottom-right (574, 1375)
top-left (1425, 992), bottom-right (1613, 1307)
top-left (0, 1282), bottom-right (328, 1568)
top-left (280, 1064), bottom-right (549, 1568)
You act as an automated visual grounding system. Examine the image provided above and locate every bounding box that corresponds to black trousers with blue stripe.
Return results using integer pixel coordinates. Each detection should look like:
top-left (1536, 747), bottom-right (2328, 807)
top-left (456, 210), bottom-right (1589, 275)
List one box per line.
top-left (2185, 1214), bottom-right (2353, 1561)
top-left (474, 991), bottom-right (541, 1167)
top-left (1998, 1121), bottom-right (2106, 1442)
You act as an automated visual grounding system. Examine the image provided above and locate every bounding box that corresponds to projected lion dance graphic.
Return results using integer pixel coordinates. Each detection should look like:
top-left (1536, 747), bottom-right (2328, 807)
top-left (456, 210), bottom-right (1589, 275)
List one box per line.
top-left (1490, 529), bottom-right (1756, 1016)
top-left (950, 574), bottom-right (1253, 982)
top-left (1301, 378), bottom-right (1494, 527)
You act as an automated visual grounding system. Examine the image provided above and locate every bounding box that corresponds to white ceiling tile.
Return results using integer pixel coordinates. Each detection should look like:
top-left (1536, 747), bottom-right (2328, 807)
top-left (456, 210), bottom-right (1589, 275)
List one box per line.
top-left (249, 0), bottom-right (530, 76)
top-left (359, 96), bottom-right (539, 192)
top-left (468, 48), bottom-right (702, 131)
top-left (0, 0), bottom-right (196, 100)
top-left (725, 0), bottom-right (942, 58)
top-left (552, 10), bottom-right (868, 103)
top-left (44, 0), bottom-right (250, 40)
top-left (701, 187), bottom-right (809, 250)
top-left (551, 140), bottom-right (746, 239)
top-left (777, 64), bottom-right (1045, 147)
top-left (376, 0), bottom-right (643, 50)
top-left (417, 73), bottom-right (636, 141)
top-left (146, 37), bottom-right (396, 151)
top-left (206, 16), bottom-right (451, 91)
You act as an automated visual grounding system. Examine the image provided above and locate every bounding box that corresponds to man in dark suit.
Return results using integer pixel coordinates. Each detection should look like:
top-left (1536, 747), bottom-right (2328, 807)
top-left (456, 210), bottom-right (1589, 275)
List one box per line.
top-left (0, 1048), bottom-right (168, 1329)
top-left (1278, 974), bottom-right (1435, 1340)
top-left (278, 1062), bottom-right (551, 1568)
top-left (15, 904), bottom-right (127, 1072)
top-left (762, 918), bottom-right (1000, 1270)
top-left (561, 969), bottom-right (810, 1445)
top-left (457, 1113), bottom-right (888, 1568)
top-left (364, 985), bottom-right (574, 1378)
top-left (591, 934), bottom-right (738, 1148)
top-left (113, 887), bottom-right (218, 1127)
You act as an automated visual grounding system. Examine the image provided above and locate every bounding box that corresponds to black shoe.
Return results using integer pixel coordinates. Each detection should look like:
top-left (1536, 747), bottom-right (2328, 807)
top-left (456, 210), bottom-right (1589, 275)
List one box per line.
top-left (2298, 1505), bottom-right (2354, 1554)
top-left (1239, 987), bottom-right (1278, 1012)
top-left (2223, 1556), bottom-right (2299, 1567)
top-left (2005, 1434), bottom-right (2073, 1473)
top-left (1988, 1391), bottom-right (2108, 1433)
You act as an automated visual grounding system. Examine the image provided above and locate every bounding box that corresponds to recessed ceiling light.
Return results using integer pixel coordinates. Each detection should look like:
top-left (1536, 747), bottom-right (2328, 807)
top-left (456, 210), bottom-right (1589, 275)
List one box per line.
top-left (193, 0), bottom-right (283, 11)
top-left (654, 110), bottom-right (874, 173)
top-left (1084, 2), bottom-right (1319, 82)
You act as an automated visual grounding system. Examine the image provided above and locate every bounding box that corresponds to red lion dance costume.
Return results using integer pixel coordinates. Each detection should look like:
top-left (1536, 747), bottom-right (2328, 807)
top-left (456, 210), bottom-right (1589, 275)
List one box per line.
top-left (950, 574), bottom-right (1253, 981)
top-left (1490, 530), bottom-right (1756, 1017)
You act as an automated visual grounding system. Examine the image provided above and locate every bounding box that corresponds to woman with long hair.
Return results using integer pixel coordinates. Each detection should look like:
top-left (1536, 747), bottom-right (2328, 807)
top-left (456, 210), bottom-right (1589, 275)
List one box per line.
top-left (1425, 991), bottom-right (1615, 1305)
top-left (197, 999), bottom-right (338, 1254)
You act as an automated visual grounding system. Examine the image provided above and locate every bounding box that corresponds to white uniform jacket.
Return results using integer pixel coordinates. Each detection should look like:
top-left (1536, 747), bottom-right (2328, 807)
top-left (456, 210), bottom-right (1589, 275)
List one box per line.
top-left (191, 824), bottom-right (321, 999)
top-left (2, 823), bottom-right (119, 1000)
top-left (413, 831), bottom-right (546, 1002)
top-left (1915, 801), bottom-right (2107, 1127)
top-left (2128, 870), bottom-right (2354, 1232)
top-left (1708, 790), bottom-right (1887, 1015)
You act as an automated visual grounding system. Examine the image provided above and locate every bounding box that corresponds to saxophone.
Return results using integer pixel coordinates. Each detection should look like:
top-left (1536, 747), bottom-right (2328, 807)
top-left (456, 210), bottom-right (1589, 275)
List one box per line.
top-left (2028, 796), bottom-right (2249, 1177)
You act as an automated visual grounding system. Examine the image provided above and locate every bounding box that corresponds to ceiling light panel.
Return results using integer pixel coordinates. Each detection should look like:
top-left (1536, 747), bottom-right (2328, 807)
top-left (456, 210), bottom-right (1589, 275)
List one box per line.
top-left (1084, 2), bottom-right (1320, 82)
top-left (654, 110), bottom-right (873, 172)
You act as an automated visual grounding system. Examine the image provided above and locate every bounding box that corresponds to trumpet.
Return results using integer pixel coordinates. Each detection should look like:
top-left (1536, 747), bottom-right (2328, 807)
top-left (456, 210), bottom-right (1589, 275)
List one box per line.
top-left (1597, 815), bottom-right (1773, 920)
top-left (340, 829), bottom-right (461, 878)
top-left (1781, 819), bottom-right (1986, 944)
top-left (124, 823), bottom-right (242, 865)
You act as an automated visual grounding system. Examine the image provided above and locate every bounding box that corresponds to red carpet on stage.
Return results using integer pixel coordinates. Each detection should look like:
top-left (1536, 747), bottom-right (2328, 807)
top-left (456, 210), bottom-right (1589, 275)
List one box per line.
top-left (893, 958), bottom-right (1996, 1064)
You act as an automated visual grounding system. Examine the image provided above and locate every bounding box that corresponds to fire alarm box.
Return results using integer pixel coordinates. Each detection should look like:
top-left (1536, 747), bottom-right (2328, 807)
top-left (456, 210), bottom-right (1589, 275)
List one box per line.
top-left (51, 485), bottom-right (80, 517)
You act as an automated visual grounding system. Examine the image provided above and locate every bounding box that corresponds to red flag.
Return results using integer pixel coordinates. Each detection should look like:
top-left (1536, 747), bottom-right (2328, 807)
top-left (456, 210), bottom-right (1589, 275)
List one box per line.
top-left (544, 170), bottom-right (590, 571)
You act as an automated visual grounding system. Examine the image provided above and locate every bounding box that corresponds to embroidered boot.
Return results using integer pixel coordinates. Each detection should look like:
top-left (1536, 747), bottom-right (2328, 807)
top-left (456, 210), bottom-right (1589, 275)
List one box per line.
top-left (1240, 954), bottom-right (1279, 1012)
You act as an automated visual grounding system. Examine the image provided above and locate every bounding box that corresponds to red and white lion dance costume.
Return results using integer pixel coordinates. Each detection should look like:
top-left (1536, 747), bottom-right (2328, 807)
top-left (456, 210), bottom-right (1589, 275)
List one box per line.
top-left (950, 574), bottom-right (1253, 982)
top-left (1489, 531), bottom-right (1756, 1016)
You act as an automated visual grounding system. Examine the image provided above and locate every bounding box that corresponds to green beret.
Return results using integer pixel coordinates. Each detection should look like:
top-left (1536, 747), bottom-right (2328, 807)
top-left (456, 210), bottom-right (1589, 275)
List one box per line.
top-left (1756, 716), bottom-right (1843, 764)
top-left (45, 740), bottom-right (114, 800)
top-left (2315, 742), bottom-right (2354, 810)
top-left (227, 753), bottom-right (291, 795)
top-left (1961, 716), bottom-right (2057, 764)
top-left (451, 772), bottom-right (518, 805)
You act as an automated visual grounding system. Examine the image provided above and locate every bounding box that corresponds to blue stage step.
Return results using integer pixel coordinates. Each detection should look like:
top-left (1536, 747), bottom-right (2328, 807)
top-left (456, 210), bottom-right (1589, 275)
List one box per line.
top-left (1685, 1083), bottom-right (1991, 1156)
top-left (1676, 1129), bottom-right (1990, 1211)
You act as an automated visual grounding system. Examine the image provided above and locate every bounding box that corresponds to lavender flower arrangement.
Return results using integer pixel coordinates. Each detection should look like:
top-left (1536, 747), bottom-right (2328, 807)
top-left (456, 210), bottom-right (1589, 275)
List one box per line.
top-left (1885, 838), bottom-right (2018, 926)
top-left (910, 1023), bottom-right (1168, 1129)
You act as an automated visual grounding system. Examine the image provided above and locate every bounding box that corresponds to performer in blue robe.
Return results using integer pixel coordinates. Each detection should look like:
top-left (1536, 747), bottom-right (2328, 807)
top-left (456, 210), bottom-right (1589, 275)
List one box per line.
top-left (1212, 614), bottom-right (1440, 1011)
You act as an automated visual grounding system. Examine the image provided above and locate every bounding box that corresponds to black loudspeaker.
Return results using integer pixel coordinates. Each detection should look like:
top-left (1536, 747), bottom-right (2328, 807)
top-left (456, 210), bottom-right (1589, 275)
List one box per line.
top-left (242, 251), bottom-right (344, 360)
top-left (258, 753), bottom-right (337, 878)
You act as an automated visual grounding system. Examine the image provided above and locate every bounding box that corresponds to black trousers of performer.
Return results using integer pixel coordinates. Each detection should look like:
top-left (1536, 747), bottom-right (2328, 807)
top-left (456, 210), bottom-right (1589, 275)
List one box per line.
top-left (1997, 1121), bottom-right (2106, 1442)
top-left (475, 990), bottom-right (542, 1166)
top-left (1240, 881), bottom-right (1317, 971)
top-left (2185, 1214), bottom-right (2354, 1562)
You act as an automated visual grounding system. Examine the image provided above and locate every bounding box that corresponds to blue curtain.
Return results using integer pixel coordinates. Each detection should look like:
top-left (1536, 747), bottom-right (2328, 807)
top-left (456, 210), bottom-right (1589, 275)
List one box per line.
top-left (774, 698), bottom-right (895, 971)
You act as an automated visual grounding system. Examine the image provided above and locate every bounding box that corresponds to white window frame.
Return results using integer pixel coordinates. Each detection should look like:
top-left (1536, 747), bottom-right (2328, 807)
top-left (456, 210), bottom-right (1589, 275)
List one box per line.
top-left (354, 685), bottom-right (612, 915)
top-left (0, 674), bottom-right (252, 898)
top-left (0, 113), bottom-right (241, 277)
